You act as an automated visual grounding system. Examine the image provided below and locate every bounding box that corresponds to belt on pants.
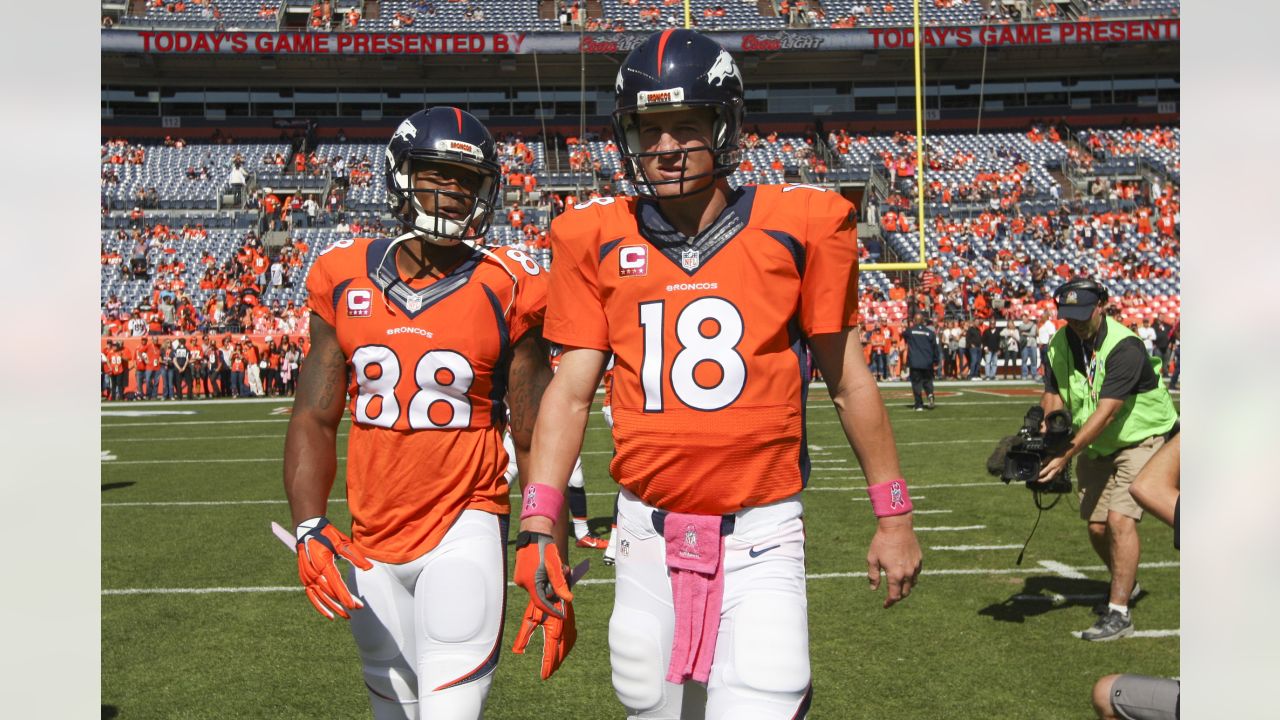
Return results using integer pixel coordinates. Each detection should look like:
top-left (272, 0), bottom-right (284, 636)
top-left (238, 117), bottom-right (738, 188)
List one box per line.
top-left (651, 510), bottom-right (736, 537)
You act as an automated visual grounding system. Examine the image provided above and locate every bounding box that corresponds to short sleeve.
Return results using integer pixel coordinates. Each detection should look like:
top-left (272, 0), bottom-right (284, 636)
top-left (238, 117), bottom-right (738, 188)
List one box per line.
top-left (305, 252), bottom-right (337, 327)
top-left (1099, 337), bottom-right (1149, 399)
top-left (497, 247), bottom-right (548, 345)
top-left (543, 209), bottom-right (611, 351)
top-left (799, 192), bottom-right (859, 336)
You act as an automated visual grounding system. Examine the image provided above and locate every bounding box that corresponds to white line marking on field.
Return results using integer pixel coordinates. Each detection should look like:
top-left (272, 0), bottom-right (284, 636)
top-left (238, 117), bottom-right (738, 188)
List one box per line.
top-left (914, 525), bottom-right (985, 532)
top-left (932, 544), bottom-right (1022, 551)
top-left (101, 410), bottom-right (199, 417)
top-left (102, 451), bottom-right (118, 461)
top-left (811, 459), bottom-right (852, 464)
top-left (104, 562), bottom-right (1180, 597)
top-left (102, 419), bottom-right (292, 428)
top-left (912, 509), bottom-right (953, 515)
top-left (1039, 560), bottom-right (1088, 579)
top-left (103, 457), bottom-right (301, 465)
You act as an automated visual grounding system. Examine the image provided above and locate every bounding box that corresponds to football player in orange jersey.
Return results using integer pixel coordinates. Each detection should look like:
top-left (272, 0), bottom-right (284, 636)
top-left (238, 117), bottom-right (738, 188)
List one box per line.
top-left (513, 30), bottom-right (921, 719)
top-left (283, 107), bottom-right (559, 719)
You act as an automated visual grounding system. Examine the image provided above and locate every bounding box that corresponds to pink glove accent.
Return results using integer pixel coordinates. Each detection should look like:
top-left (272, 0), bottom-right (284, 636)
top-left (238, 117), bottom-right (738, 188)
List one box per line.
top-left (663, 513), bottom-right (725, 684)
top-left (521, 482), bottom-right (565, 522)
top-left (868, 478), bottom-right (913, 517)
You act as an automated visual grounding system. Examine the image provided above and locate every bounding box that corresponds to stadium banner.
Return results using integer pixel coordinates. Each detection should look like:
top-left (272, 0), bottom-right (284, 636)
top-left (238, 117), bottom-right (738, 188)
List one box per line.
top-left (101, 19), bottom-right (1178, 56)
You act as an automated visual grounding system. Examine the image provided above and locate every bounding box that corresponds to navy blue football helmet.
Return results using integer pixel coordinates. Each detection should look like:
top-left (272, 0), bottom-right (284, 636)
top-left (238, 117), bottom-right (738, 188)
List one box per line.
top-left (384, 107), bottom-right (501, 245)
top-left (612, 29), bottom-right (745, 198)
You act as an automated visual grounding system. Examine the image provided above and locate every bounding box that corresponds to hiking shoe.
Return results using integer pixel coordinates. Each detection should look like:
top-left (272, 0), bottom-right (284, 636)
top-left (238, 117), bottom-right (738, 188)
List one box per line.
top-left (1081, 609), bottom-right (1134, 641)
top-left (1093, 582), bottom-right (1142, 615)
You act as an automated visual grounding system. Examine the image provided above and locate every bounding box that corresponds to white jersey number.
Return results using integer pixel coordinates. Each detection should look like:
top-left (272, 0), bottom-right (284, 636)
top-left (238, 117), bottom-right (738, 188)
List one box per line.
top-left (351, 346), bottom-right (474, 429)
top-left (638, 297), bottom-right (746, 412)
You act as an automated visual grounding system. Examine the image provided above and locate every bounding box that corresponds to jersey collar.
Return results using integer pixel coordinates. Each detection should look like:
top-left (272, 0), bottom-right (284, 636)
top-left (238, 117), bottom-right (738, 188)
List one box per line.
top-left (635, 185), bottom-right (756, 277)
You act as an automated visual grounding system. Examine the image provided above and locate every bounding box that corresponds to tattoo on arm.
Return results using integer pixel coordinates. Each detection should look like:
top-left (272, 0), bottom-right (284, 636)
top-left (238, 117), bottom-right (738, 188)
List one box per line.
top-left (298, 316), bottom-right (348, 417)
top-left (508, 329), bottom-right (553, 439)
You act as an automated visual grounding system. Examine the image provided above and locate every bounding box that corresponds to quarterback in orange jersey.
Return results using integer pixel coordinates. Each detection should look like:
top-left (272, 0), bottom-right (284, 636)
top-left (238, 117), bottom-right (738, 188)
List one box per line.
top-left (283, 107), bottom-right (556, 720)
top-left (515, 30), bottom-right (922, 719)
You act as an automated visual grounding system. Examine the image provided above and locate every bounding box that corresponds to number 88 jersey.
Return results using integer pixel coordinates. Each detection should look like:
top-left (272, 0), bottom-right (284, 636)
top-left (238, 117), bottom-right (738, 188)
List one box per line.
top-left (306, 236), bottom-right (547, 562)
top-left (544, 185), bottom-right (859, 516)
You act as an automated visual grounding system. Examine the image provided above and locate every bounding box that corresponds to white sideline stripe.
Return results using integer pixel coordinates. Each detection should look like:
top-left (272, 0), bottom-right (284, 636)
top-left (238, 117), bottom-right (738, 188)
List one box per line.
top-left (105, 457), bottom-right (301, 465)
top-left (933, 544), bottom-right (1022, 551)
top-left (1039, 560), bottom-right (1089, 579)
top-left (101, 410), bottom-right (198, 417)
top-left (103, 419), bottom-right (293, 428)
top-left (913, 525), bottom-right (985, 532)
top-left (103, 561), bottom-right (1181, 596)
top-left (912, 509), bottom-right (952, 515)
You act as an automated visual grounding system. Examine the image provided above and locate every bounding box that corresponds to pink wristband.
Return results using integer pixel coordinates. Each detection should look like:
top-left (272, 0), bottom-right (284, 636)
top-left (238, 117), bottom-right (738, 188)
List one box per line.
top-left (520, 482), bottom-right (564, 522)
top-left (867, 479), bottom-right (913, 517)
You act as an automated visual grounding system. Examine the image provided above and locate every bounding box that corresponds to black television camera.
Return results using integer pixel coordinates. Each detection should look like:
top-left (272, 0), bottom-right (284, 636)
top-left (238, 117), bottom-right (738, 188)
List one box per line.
top-left (989, 406), bottom-right (1075, 493)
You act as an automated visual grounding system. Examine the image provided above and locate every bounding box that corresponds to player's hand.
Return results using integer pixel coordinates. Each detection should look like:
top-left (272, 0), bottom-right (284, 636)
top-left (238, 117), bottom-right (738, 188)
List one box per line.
top-left (1037, 454), bottom-right (1069, 483)
top-left (295, 516), bottom-right (373, 620)
top-left (513, 531), bottom-right (573, 618)
top-left (867, 514), bottom-right (922, 609)
top-left (511, 597), bottom-right (576, 680)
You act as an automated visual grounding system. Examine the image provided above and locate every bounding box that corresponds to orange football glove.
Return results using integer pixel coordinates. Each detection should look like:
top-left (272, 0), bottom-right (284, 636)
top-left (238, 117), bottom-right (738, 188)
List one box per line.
top-left (513, 531), bottom-right (573, 617)
top-left (511, 597), bottom-right (576, 680)
top-left (295, 516), bottom-right (373, 620)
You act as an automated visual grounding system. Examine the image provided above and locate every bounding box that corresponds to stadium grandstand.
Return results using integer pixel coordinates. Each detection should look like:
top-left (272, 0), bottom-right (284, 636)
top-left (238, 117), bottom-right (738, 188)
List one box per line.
top-left (101, 0), bottom-right (1179, 399)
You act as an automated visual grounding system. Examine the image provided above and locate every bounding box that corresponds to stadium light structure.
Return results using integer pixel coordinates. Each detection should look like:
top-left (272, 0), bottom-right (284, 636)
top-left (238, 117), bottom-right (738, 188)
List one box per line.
top-left (860, 0), bottom-right (927, 272)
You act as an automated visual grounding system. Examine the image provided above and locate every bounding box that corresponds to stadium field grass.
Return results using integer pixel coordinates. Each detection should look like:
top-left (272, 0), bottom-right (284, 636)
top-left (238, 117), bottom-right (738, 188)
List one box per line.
top-left (102, 384), bottom-right (1180, 719)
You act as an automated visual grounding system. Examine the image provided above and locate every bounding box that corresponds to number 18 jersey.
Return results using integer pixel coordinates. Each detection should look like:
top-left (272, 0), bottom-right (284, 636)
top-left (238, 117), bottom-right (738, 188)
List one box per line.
top-left (307, 237), bottom-right (547, 563)
top-left (544, 185), bottom-right (859, 515)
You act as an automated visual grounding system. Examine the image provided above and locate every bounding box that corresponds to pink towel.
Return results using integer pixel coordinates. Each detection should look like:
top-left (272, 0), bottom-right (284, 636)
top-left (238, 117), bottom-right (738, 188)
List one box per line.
top-left (662, 512), bottom-right (725, 684)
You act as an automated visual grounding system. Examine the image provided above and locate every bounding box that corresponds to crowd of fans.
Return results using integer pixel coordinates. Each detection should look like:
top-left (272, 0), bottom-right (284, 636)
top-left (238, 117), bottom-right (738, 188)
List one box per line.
top-left (101, 119), bottom-right (1179, 400)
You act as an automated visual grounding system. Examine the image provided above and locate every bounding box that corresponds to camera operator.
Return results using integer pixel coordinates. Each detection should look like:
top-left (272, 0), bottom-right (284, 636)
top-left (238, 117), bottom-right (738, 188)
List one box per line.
top-left (905, 313), bottom-right (941, 411)
top-left (1092, 432), bottom-right (1179, 719)
top-left (1037, 277), bottom-right (1178, 641)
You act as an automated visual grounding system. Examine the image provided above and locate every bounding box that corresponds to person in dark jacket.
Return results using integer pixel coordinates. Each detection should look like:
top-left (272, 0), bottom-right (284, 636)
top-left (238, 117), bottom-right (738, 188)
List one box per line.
top-left (905, 314), bottom-right (942, 410)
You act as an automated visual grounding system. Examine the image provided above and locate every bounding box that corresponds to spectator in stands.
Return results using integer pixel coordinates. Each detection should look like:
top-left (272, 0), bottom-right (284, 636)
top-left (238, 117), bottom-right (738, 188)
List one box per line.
top-left (982, 320), bottom-right (1001, 380)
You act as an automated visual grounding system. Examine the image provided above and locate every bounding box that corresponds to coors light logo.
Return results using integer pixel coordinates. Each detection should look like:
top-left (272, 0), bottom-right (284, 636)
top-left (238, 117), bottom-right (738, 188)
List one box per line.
top-left (740, 32), bottom-right (825, 52)
top-left (579, 34), bottom-right (648, 54)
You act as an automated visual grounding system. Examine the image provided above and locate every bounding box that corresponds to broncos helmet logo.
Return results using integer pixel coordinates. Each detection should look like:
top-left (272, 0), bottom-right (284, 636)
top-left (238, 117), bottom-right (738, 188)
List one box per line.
top-left (706, 49), bottom-right (741, 88)
top-left (392, 119), bottom-right (417, 143)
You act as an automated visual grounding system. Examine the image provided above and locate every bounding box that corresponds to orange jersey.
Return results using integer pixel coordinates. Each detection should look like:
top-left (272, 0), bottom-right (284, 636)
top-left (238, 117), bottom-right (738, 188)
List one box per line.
top-left (545, 185), bottom-right (858, 515)
top-left (306, 236), bottom-right (547, 563)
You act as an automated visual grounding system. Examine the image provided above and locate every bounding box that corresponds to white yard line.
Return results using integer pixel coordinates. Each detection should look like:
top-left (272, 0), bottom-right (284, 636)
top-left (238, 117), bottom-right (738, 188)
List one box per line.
top-left (914, 525), bottom-right (986, 532)
top-left (933, 544), bottom-right (1022, 551)
top-left (103, 561), bottom-right (1180, 596)
top-left (1039, 560), bottom-right (1089, 580)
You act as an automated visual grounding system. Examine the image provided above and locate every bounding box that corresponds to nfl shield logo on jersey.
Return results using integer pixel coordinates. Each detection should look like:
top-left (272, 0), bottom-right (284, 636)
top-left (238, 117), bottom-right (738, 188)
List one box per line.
top-left (405, 295), bottom-right (423, 313)
top-left (681, 248), bottom-right (701, 271)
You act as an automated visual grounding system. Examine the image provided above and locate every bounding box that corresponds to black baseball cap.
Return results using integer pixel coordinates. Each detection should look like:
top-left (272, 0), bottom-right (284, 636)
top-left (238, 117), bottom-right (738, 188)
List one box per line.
top-left (1054, 278), bottom-right (1104, 321)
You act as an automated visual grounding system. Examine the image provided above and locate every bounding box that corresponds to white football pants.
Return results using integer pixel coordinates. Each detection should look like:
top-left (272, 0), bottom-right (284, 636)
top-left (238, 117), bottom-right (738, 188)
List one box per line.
top-left (345, 509), bottom-right (507, 720)
top-left (610, 488), bottom-right (812, 720)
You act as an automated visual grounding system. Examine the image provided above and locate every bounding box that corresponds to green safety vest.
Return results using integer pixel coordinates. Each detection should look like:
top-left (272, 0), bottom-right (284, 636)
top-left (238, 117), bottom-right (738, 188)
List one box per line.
top-left (1047, 317), bottom-right (1178, 458)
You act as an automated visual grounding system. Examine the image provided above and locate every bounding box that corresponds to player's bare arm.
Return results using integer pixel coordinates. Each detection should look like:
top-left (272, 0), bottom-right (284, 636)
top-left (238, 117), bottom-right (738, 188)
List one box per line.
top-left (507, 326), bottom-right (554, 492)
top-left (283, 314), bottom-right (348, 525)
top-left (520, 346), bottom-right (608, 537)
top-left (810, 328), bottom-right (923, 608)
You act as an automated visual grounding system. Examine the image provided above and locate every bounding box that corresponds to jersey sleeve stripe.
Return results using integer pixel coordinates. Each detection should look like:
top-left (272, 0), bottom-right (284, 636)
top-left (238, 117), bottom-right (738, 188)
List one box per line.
top-left (482, 284), bottom-right (513, 427)
top-left (599, 236), bottom-right (626, 265)
top-left (331, 278), bottom-right (355, 314)
top-left (762, 229), bottom-right (806, 277)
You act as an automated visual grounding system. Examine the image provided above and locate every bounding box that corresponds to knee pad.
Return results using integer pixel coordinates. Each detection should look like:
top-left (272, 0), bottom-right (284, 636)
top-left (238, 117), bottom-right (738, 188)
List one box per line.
top-left (729, 593), bottom-right (810, 696)
top-left (609, 606), bottom-right (669, 714)
top-left (419, 557), bottom-right (490, 644)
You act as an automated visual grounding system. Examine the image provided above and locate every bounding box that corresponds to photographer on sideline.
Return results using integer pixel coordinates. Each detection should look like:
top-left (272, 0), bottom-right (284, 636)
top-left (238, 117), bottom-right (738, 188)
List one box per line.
top-left (1092, 432), bottom-right (1180, 719)
top-left (1037, 278), bottom-right (1178, 641)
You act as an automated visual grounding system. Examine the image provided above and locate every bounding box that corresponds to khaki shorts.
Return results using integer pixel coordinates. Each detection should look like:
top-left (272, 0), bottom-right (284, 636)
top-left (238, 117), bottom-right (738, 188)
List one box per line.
top-left (1111, 674), bottom-right (1180, 720)
top-left (1077, 435), bottom-right (1165, 523)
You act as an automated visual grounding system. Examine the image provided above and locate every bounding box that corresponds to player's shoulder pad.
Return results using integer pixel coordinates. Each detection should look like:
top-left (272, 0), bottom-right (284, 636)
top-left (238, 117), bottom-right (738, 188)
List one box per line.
top-left (753, 184), bottom-right (857, 234)
top-left (549, 195), bottom-right (637, 248)
top-left (314, 235), bottom-right (377, 269)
